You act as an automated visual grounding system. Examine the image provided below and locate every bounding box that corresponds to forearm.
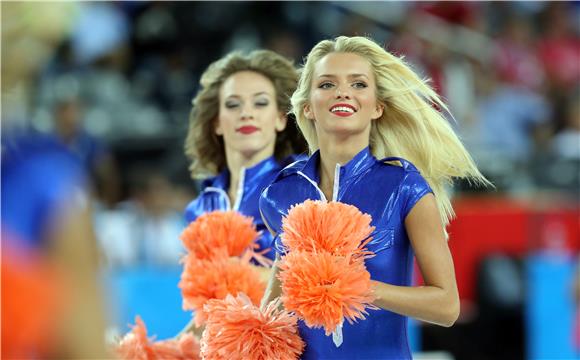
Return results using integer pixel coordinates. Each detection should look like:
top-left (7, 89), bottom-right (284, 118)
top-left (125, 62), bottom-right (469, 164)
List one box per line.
top-left (177, 317), bottom-right (204, 338)
top-left (371, 280), bottom-right (459, 327)
top-left (260, 255), bottom-right (282, 309)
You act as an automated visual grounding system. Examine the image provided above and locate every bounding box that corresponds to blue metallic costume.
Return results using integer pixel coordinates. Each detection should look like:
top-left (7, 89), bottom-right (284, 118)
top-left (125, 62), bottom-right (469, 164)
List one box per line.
top-left (260, 147), bottom-right (433, 359)
top-left (184, 155), bottom-right (304, 261)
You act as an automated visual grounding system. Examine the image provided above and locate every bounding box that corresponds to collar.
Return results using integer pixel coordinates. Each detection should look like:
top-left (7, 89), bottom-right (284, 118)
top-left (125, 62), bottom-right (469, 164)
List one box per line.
top-left (299, 146), bottom-right (377, 184)
top-left (203, 155), bottom-right (279, 190)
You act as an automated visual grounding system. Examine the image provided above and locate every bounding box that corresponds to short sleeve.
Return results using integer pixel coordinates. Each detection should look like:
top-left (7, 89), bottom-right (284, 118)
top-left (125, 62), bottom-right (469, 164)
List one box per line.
top-left (258, 186), bottom-right (285, 237)
top-left (401, 170), bottom-right (433, 220)
top-left (183, 191), bottom-right (229, 223)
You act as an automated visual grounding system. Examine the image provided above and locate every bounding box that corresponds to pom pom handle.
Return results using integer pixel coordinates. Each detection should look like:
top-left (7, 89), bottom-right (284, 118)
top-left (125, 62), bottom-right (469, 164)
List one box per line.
top-left (332, 322), bottom-right (343, 347)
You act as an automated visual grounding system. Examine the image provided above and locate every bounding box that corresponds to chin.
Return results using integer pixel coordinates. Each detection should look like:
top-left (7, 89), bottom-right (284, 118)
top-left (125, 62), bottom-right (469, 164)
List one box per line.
top-left (235, 141), bottom-right (273, 157)
top-left (323, 125), bottom-right (367, 137)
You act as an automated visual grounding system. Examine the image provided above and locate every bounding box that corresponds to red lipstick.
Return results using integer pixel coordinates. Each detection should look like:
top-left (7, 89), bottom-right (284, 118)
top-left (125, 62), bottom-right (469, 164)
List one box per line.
top-left (329, 103), bottom-right (357, 117)
top-left (237, 126), bottom-right (259, 134)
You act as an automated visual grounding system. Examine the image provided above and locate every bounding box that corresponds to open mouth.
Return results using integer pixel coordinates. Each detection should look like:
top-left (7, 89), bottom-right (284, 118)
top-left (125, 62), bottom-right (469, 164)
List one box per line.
top-left (330, 103), bottom-right (357, 116)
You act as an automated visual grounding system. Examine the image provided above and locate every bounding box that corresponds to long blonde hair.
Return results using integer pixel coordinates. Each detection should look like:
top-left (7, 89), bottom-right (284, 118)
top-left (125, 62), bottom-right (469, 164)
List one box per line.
top-left (291, 36), bottom-right (490, 227)
top-left (185, 50), bottom-right (305, 178)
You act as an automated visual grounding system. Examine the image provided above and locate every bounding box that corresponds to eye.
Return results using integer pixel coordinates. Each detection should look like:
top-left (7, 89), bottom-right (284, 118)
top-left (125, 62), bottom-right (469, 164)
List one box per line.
top-left (224, 100), bottom-right (240, 109)
top-left (352, 81), bottom-right (368, 89)
top-left (255, 99), bottom-right (269, 107)
top-left (318, 82), bottom-right (334, 89)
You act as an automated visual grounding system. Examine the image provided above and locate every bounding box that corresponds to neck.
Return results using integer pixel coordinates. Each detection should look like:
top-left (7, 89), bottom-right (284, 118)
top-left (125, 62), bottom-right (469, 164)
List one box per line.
top-left (317, 132), bottom-right (369, 200)
top-left (225, 145), bottom-right (274, 203)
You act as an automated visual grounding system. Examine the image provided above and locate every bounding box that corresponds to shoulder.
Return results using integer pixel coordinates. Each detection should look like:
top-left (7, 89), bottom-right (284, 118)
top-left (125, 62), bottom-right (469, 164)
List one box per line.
top-left (378, 156), bottom-right (421, 174)
top-left (260, 157), bottom-right (307, 207)
top-left (259, 158), bottom-right (311, 234)
top-left (275, 157), bottom-right (308, 180)
top-left (183, 183), bottom-right (229, 223)
top-left (279, 153), bottom-right (309, 167)
top-left (378, 156), bottom-right (433, 217)
top-left (376, 156), bottom-right (428, 185)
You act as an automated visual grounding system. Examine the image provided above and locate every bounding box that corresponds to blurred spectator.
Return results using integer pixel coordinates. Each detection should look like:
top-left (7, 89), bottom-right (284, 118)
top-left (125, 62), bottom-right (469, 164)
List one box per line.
top-left (2, 134), bottom-right (110, 359)
top-left (416, 2), bottom-right (481, 29)
top-left (96, 164), bottom-right (186, 268)
top-left (2, 2), bottom-right (110, 356)
top-left (537, 3), bottom-right (580, 92)
top-left (491, 15), bottom-right (545, 91)
top-left (52, 96), bottom-right (121, 208)
top-left (472, 69), bottom-right (551, 163)
top-left (552, 90), bottom-right (580, 160)
top-left (71, 2), bottom-right (130, 66)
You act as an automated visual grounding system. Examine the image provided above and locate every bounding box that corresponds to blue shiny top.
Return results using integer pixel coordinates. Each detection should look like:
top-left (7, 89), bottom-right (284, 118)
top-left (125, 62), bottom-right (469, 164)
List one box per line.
top-left (259, 147), bottom-right (433, 359)
top-left (2, 133), bottom-right (86, 251)
top-left (184, 155), bottom-right (304, 261)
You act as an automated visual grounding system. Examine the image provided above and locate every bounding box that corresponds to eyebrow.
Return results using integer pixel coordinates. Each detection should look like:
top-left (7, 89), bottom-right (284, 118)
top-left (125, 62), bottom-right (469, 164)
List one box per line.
top-left (225, 91), bottom-right (272, 99)
top-left (318, 74), bottom-right (369, 79)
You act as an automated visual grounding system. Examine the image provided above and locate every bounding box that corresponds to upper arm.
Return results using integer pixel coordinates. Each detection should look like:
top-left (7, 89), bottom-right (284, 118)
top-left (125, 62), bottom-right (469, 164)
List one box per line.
top-left (405, 194), bottom-right (457, 293)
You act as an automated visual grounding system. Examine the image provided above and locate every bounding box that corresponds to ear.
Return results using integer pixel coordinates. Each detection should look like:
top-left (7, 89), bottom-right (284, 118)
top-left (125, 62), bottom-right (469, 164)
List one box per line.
top-left (303, 103), bottom-right (314, 121)
top-left (371, 103), bottom-right (384, 120)
top-left (214, 118), bottom-right (223, 136)
top-left (275, 112), bottom-right (288, 132)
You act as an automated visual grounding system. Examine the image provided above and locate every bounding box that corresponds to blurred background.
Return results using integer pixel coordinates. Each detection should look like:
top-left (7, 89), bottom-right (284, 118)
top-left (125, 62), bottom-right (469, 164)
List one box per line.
top-left (2, 1), bottom-right (579, 359)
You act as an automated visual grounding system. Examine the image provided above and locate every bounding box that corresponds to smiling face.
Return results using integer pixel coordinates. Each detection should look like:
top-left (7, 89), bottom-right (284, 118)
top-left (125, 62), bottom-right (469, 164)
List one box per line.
top-left (215, 71), bottom-right (287, 159)
top-left (304, 52), bottom-right (383, 140)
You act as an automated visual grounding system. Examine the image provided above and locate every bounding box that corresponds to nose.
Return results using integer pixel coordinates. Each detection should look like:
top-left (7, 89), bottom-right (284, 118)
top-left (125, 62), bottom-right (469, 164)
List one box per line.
top-left (240, 103), bottom-right (254, 120)
top-left (335, 85), bottom-right (351, 99)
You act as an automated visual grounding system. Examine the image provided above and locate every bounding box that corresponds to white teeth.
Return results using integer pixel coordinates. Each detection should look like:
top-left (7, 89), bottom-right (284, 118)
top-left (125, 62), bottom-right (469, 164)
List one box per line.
top-left (331, 106), bottom-right (355, 113)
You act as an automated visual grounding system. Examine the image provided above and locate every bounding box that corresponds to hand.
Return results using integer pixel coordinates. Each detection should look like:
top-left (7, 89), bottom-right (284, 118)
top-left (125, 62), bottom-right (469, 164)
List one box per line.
top-left (250, 263), bottom-right (273, 283)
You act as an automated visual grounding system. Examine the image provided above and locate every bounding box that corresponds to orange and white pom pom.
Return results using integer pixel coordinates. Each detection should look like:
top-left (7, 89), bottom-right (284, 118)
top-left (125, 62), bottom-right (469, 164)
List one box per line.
top-left (201, 294), bottom-right (304, 360)
top-left (179, 255), bottom-right (266, 326)
top-left (116, 316), bottom-right (153, 360)
top-left (281, 200), bottom-right (375, 257)
top-left (278, 250), bottom-right (376, 335)
top-left (116, 316), bottom-right (200, 360)
top-left (180, 211), bottom-right (259, 260)
top-left (151, 333), bottom-right (201, 360)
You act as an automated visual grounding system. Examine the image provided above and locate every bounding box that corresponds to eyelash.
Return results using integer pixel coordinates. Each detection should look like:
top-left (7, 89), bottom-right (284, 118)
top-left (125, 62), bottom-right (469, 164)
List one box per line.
top-left (225, 101), bottom-right (269, 109)
top-left (318, 81), bottom-right (368, 89)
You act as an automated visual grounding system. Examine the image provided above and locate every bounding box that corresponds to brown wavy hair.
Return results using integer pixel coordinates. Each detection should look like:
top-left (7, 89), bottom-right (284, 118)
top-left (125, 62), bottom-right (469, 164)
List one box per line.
top-left (185, 50), bottom-right (306, 178)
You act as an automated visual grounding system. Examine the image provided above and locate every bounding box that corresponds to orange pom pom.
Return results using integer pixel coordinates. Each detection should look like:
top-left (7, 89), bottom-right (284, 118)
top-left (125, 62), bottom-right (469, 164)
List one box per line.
top-left (281, 200), bottom-right (375, 257)
top-left (278, 250), bottom-right (377, 335)
top-left (116, 316), bottom-right (155, 360)
top-left (116, 316), bottom-right (201, 360)
top-left (179, 255), bottom-right (266, 326)
top-left (151, 333), bottom-right (201, 360)
top-left (180, 211), bottom-right (259, 260)
top-left (201, 294), bottom-right (304, 360)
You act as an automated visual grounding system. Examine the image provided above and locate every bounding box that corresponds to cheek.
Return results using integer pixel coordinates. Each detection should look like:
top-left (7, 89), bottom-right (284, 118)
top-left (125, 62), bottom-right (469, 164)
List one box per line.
top-left (310, 94), bottom-right (327, 116)
top-left (218, 113), bottom-right (236, 133)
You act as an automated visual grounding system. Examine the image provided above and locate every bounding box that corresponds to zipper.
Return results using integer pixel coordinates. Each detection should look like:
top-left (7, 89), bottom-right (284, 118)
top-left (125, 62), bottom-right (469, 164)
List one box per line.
top-left (332, 163), bottom-right (340, 201)
top-left (232, 167), bottom-right (245, 211)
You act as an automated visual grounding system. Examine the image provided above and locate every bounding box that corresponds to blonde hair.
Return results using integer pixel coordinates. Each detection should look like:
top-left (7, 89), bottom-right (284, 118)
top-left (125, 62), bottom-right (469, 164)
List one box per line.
top-left (291, 36), bottom-right (490, 228)
top-left (185, 50), bottom-right (305, 178)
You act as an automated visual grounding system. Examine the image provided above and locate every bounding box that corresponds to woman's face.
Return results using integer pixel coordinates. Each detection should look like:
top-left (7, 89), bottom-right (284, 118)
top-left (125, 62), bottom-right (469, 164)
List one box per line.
top-left (305, 52), bottom-right (383, 139)
top-left (216, 71), bottom-right (287, 159)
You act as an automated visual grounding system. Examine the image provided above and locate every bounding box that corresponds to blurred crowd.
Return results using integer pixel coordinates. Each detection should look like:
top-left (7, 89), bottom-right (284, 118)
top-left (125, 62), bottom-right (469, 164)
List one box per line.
top-left (4, 0), bottom-right (578, 278)
top-left (5, 2), bottom-right (577, 271)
